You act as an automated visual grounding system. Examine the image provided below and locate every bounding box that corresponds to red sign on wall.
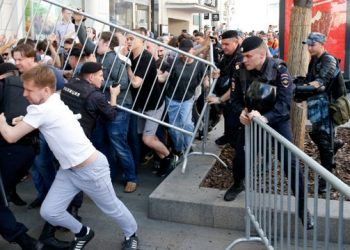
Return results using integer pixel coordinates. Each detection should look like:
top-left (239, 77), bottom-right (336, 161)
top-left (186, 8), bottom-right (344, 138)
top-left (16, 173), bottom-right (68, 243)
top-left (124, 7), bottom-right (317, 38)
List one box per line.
top-left (284, 0), bottom-right (347, 70)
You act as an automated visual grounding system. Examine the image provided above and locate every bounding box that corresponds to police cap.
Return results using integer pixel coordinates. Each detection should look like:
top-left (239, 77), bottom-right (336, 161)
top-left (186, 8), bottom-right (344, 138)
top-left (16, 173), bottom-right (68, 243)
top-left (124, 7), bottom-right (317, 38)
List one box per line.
top-left (80, 62), bottom-right (102, 74)
top-left (220, 30), bottom-right (239, 40)
top-left (302, 32), bottom-right (326, 45)
top-left (240, 36), bottom-right (263, 53)
top-left (0, 62), bottom-right (17, 75)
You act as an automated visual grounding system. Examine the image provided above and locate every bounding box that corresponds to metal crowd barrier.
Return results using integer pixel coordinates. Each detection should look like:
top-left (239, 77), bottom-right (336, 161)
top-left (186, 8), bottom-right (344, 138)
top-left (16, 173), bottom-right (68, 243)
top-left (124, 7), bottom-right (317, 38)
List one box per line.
top-left (0, 0), bottom-right (226, 172)
top-left (226, 118), bottom-right (350, 250)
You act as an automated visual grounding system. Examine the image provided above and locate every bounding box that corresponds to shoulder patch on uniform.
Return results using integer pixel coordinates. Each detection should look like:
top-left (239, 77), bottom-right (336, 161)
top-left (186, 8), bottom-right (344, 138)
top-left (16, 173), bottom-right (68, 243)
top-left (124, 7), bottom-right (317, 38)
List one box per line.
top-left (280, 73), bottom-right (290, 87)
top-left (282, 79), bottom-right (289, 86)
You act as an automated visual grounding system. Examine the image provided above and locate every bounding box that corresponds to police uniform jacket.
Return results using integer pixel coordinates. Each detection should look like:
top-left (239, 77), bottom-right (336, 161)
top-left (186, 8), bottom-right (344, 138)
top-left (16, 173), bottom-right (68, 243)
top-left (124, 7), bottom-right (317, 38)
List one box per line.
top-left (61, 78), bottom-right (117, 138)
top-left (231, 57), bottom-right (293, 125)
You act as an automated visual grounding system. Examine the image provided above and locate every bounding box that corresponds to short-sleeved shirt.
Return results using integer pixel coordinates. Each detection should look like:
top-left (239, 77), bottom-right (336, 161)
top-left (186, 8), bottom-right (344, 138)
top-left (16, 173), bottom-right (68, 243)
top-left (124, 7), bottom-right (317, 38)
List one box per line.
top-left (23, 93), bottom-right (95, 169)
top-left (130, 51), bottom-right (164, 111)
top-left (165, 58), bottom-right (205, 101)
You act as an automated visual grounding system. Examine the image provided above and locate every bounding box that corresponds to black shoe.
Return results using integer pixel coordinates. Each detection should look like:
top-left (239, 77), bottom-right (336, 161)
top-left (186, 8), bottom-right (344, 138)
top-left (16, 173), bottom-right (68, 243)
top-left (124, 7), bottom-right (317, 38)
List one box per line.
top-left (41, 237), bottom-right (70, 249)
top-left (28, 198), bottom-right (43, 209)
top-left (300, 211), bottom-right (314, 230)
top-left (152, 160), bottom-right (161, 174)
top-left (39, 222), bottom-right (70, 249)
top-left (7, 190), bottom-right (27, 206)
top-left (70, 227), bottom-right (94, 250)
top-left (215, 135), bottom-right (229, 146)
top-left (122, 235), bottom-right (139, 250)
top-left (334, 139), bottom-right (344, 155)
top-left (224, 183), bottom-right (244, 201)
top-left (318, 178), bottom-right (328, 194)
top-left (157, 154), bottom-right (179, 177)
top-left (196, 130), bottom-right (204, 140)
top-left (13, 233), bottom-right (44, 250)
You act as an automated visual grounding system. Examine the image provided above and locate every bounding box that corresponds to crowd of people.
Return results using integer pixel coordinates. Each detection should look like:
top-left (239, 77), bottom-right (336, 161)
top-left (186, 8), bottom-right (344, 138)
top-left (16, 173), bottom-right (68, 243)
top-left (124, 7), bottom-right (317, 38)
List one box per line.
top-left (0, 5), bottom-right (346, 250)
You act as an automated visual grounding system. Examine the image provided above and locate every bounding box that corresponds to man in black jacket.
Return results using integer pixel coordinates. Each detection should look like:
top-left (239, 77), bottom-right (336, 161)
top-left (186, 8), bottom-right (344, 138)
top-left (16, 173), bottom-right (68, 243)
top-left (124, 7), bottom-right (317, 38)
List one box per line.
top-left (303, 32), bottom-right (344, 193)
top-left (226, 36), bottom-right (313, 230)
top-left (0, 63), bottom-right (42, 249)
top-left (207, 30), bottom-right (242, 146)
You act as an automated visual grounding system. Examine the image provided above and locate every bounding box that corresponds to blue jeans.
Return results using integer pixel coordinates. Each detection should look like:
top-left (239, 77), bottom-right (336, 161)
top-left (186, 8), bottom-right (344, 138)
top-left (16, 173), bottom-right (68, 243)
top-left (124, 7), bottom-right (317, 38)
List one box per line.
top-left (91, 118), bottom-right (117, 177)
top-left (31, 133), bottom-right (56, 201)
top-left (128, 113), bottom-right (142, 168)
top-left (107, 109), bottom-right (137, 182)
top-left (166, 97), bottom-right (194, 152)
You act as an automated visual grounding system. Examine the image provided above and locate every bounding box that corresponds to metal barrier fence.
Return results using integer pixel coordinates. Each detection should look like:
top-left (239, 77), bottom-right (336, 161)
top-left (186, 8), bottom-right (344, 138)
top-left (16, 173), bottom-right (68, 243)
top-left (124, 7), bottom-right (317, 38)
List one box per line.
top-left (226, 118), bottom-right (350, 250)
top-left (0, 0), bottom-right (227, 172)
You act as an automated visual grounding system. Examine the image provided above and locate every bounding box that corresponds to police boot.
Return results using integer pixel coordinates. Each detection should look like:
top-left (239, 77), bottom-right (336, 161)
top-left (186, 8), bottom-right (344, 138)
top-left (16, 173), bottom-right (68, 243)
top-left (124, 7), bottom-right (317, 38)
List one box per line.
top-left (39, 222), bottom-right (70, 249)
top-left (298, 203), bottom-right (314, 230)
top-left (308, 131), bottom-right (320, 145)
top-left (13, 233), bottom-right (43, 250)
top-left (7, 189), bottom-right (27, 206)
top-left (315, 132), bottom-right (335, 169)
top-left (334, 138), bottom-right (344, 155)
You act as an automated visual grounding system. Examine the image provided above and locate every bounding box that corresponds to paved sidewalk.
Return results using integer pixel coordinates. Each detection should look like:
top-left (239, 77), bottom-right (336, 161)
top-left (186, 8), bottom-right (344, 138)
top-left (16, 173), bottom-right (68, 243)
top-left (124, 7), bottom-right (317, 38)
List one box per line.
top-left (0, 159), bottom-right (266, 250)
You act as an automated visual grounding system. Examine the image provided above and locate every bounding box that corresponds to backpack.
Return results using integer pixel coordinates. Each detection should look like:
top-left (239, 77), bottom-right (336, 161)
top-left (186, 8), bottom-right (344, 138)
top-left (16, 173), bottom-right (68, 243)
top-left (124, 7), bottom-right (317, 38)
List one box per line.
top-left (329, 95), bottom-right (350, 125)
top-left (327, 56), bottom-right (350, 125)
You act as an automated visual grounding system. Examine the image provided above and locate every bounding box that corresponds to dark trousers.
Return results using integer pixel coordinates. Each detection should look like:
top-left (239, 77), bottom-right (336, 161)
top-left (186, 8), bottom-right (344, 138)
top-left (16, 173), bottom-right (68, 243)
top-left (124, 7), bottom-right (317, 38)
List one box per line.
top-left (222, 103), bottom-right (240, 145)
top-left (0, 144), bottom-right (36, 241)
top-left (233, 119), bottom-right (306, 212)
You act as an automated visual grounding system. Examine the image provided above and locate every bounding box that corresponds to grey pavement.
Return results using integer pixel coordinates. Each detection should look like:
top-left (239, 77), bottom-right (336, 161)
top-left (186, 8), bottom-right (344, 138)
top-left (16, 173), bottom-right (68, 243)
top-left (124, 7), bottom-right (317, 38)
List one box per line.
top-left (0, 120), bottom-right (266, 250)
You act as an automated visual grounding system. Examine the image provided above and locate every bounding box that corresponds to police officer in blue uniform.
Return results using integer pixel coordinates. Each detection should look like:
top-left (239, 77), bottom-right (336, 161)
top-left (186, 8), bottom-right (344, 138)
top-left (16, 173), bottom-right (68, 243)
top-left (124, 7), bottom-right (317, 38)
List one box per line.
top-left (226, 36), bottom-right (314, 230)
top-left (207, 30), bottom-right (243, 146)
top-left (61, 62), bottom-right (120, 139)
top-left (0, 63), bottom-right (42, 249)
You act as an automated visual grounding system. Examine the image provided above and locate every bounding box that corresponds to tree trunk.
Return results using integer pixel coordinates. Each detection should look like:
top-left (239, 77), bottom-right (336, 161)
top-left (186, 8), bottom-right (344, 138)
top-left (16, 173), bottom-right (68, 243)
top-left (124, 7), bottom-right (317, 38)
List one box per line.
top-left (287, 3), bottom-right (312, 149)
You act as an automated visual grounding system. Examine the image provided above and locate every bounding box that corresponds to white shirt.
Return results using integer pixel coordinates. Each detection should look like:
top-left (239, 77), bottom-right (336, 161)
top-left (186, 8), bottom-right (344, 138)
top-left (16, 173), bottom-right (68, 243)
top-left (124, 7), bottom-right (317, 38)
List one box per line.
top-left (23, 93), bottom-right (95, 169)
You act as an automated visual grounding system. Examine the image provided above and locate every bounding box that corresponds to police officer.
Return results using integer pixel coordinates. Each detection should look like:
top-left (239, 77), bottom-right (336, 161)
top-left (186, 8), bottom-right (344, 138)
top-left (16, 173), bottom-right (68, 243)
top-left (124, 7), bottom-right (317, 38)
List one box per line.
top-left (207, 30), bottom-right (243, 146)
top-left (61, 61), bottom-right (120, 138)
top-left (302, 32), bottom-right (344, 193)
top-left (0, 63), bottom-right (42, 249)
top-left (226, 36), bottom-right (313, 230)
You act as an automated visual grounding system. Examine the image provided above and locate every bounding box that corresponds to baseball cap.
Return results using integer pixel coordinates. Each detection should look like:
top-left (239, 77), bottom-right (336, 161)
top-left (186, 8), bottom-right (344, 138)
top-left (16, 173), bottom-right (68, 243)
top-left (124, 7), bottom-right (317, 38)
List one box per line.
top-left (80, 62), bottom-right (102, 74)
top-left (302, 32), bottom-right (326, 45)
top-left (179, 39), bottom-right (193, 52)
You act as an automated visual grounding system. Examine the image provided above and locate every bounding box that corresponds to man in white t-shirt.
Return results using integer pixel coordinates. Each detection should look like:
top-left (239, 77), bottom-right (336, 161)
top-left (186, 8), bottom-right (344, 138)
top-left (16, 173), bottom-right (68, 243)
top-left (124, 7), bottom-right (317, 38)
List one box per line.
top-left (0, 65), bottom-right (139, 250)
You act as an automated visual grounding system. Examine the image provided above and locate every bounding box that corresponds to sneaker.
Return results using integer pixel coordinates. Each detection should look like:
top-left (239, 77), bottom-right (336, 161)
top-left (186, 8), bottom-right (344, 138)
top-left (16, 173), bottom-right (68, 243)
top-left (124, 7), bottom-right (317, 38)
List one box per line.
top-left (122, 235), bottom-right (139, 250)
top-left (152, 159), bottom-right (161, 174)
top-left (157, 154), bottom-right (179, 177)
top-left (71, 227), bottom-right (94, 250)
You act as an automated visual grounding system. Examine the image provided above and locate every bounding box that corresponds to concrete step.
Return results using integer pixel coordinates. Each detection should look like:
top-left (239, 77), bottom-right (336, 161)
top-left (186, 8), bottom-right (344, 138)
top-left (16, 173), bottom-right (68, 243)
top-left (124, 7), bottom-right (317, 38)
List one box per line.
top-left (149, 136), bottom-right (350, 246)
